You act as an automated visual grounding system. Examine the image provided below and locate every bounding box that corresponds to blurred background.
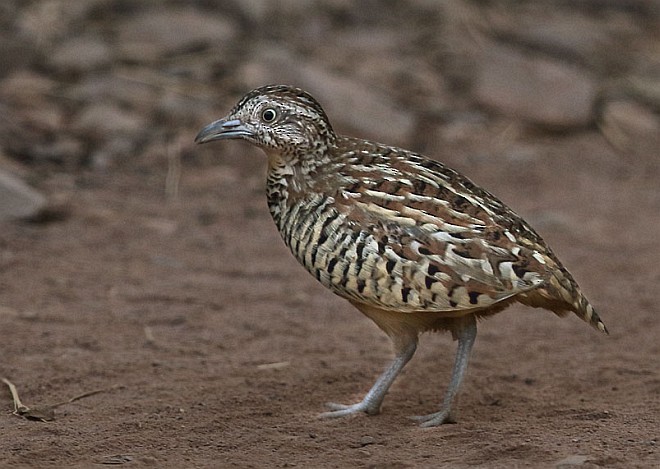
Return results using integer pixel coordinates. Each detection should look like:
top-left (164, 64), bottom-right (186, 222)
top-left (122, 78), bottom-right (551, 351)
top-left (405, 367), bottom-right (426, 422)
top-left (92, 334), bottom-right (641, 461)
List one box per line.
top-left (0, 1), bottom-right (659, 467)
top-left (1, 0), bottom-right (658, 212)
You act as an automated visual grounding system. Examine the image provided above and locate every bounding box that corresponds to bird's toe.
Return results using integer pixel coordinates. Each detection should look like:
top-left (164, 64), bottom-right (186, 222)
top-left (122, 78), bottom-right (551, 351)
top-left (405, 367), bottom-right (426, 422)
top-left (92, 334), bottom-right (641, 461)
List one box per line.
top-left (410, 410), bottom-right (455, 427)
top-left (319, 401), bottom-right (379, 419)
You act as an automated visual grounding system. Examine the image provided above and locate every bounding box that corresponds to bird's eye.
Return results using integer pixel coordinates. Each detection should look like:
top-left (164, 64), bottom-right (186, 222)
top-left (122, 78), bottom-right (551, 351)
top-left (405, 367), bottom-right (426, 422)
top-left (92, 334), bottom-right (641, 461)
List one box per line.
top-left (261, 108), bottom-right (277, 123)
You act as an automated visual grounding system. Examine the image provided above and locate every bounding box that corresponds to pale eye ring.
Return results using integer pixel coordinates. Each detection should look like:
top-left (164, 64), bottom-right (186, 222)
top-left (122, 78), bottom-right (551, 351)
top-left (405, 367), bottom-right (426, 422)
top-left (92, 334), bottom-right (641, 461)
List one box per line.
top-left (261, 108), bottom-right (277, 123)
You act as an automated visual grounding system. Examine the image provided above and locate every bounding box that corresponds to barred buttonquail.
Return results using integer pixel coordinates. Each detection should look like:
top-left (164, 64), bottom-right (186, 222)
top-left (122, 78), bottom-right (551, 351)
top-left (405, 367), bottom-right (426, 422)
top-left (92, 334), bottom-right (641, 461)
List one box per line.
top-left (195, 85), bottom-right (607, 427)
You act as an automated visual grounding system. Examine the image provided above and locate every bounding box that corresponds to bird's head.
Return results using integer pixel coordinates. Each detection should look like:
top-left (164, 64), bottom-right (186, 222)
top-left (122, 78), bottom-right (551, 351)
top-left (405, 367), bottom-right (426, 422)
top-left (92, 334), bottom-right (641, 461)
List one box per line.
top-left (195, 85), bottom-right (337, 160)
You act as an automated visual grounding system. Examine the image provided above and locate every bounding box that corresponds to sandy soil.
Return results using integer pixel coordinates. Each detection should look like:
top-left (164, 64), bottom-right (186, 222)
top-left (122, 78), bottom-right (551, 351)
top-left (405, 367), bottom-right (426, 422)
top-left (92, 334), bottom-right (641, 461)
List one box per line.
top-left (0, 1), bottom-right (658, 468)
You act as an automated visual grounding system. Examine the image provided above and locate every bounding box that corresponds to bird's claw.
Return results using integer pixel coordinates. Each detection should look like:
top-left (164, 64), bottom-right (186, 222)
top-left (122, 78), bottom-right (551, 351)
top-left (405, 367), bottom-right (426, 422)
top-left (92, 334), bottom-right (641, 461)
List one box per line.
top-left (410, 410), bottom-right (455, 427)
top-left (319, 401), bottom-right (379, 419)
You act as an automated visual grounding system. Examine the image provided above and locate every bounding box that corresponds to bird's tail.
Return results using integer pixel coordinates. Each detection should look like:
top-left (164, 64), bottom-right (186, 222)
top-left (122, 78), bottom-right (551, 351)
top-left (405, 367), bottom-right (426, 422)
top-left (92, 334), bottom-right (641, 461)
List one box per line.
top-left (570, 290), bottom-right (608, 334)
top-left (571, 288), bottom-right (609, 334)
top-left (518, 269), bottom-right (608, 334)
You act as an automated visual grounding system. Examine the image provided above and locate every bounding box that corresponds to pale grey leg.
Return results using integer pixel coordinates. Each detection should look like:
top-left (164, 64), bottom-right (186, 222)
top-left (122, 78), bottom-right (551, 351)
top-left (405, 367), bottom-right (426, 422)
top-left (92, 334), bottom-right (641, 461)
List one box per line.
top-left (413, 316), bottom-right (477, 427)
top-left (319, 338), bottom-right (417, 419)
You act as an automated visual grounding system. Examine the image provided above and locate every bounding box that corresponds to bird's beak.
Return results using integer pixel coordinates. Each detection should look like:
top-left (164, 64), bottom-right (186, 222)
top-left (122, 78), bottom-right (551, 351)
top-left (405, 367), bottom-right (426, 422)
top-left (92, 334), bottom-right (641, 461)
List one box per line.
top-left (194, 118), bottom-right (252, 144)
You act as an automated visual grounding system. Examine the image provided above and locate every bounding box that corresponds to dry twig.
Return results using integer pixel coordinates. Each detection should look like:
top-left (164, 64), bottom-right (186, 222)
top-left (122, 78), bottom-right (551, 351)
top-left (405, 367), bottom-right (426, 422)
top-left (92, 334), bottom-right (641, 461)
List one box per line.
top-left (2, 377), bottom-right (121, 422)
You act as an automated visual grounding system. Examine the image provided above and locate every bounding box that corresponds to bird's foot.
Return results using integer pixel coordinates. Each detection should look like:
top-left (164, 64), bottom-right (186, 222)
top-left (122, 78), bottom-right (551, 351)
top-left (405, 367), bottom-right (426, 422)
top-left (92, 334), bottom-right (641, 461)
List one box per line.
top-left (410, 409), bottom-right (455, 428)
top-left (319, 401), bottom-right (380, 419)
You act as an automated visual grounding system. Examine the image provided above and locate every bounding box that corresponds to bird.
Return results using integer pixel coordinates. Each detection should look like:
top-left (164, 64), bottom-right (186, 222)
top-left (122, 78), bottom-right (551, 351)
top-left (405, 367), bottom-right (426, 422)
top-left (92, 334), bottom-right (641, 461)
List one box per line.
top-left (195, 84), bottom-right (608, 427)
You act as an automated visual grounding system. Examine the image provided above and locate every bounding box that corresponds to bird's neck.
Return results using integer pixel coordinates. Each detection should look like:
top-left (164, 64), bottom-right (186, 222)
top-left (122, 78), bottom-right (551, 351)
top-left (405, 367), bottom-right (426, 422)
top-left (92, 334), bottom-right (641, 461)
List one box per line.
top-left (264, 148), bottom-right (332, 227)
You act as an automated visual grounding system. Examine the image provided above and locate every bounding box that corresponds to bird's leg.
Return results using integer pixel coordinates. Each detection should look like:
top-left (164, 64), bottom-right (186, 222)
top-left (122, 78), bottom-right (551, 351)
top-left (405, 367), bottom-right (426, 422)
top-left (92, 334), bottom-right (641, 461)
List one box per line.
top-left (413, 315), bottom-right (477, 427)
top-left (320, 337), bottom-right (417, 419)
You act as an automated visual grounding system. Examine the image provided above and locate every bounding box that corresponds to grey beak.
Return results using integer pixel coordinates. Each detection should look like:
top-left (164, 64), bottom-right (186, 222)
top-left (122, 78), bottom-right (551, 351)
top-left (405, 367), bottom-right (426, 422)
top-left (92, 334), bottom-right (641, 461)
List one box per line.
top-left (194, 118), bottom-right (252, 144)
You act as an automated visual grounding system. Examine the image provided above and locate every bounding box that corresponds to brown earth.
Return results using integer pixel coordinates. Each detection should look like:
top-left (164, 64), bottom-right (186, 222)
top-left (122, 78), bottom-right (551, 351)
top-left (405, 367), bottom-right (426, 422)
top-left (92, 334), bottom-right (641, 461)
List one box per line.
top-left (0, 1), bottom-right (659, 468)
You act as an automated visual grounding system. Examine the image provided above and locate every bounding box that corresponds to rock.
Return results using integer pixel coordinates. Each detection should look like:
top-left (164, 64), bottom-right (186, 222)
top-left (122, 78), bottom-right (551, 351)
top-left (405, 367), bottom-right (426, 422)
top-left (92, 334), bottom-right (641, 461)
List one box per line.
top-left (0, 169), bottom-right (46, 220)
top-left (0, 99), bottom-right (77, 166)
top-left (22, 104), bottom-right (66, 133)
top-left (0, 1), bottom-right (19, 28)
top-left (318, 26), bottom-right (448, 111)
top-left (600, 99), bottom-right (660, 153)
top-left (626, 75), bottom-right (660, 111)
top-left (601, 100), bottom-right (660, 136)
top-left (226, 0), bottom-right (270, 24)
top-left (493, 12), bottom-right (626, 72)
top-left (359, 436), bottom-right (376, 447)
top-left (65, 74), bottom-right (158, 110)
top-left (238, 46), bottom-right (416, 143)
top-left (0, 31), bottom-right (37, 78)
top-left (17, 0), bottom-right (109, 44)
top-left (71, 102), bottom-right (145, 168)
top-left (89, 137), bottom-right (137, 170)
top-left (226, 0), bottom-right (325, 26)
top-left (72, 102), bottom-right (145, 137)
top-left (330, 27), bottom-right (410, 57)
top-left (49, 35), bottom-right (112, 74)
top-left (0, 71), bottom-right (64, 138)
top-left (17, 137), bottom-right (85, 166)
top-left (156, 91), bottom-right (213, 125)
top-left (117, 7), bottom-right (238, 61)
top-left (473, 43), bottom-right (597, 128)
top-left (0, 70), bottom-right (57, 106)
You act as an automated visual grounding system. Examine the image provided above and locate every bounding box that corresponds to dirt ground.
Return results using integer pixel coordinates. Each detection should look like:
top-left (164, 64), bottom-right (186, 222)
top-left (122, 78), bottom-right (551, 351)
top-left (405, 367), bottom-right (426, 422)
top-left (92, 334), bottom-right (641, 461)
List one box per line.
top-left (1, 1), bottom-right (659, 468)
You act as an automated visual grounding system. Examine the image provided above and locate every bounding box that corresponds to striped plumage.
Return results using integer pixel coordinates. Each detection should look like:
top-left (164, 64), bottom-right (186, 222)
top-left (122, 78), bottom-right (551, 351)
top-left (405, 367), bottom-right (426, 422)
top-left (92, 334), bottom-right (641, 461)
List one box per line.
top-left (195, 85), bottom-right (607, 427)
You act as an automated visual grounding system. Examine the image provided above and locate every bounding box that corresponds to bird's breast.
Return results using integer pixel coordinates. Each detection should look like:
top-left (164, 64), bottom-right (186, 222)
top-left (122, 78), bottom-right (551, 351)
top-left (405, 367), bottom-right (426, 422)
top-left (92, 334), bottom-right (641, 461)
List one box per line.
top-left (273, 193), bottom-right (403, 307)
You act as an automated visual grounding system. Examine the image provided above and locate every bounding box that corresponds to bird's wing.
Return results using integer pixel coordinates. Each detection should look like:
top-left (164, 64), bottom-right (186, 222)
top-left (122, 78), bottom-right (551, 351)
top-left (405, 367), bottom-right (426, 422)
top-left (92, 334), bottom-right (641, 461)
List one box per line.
top-left (311, 146), bottom-right (552, 313)
top-left (359, 219), bottom-right (546, 312)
